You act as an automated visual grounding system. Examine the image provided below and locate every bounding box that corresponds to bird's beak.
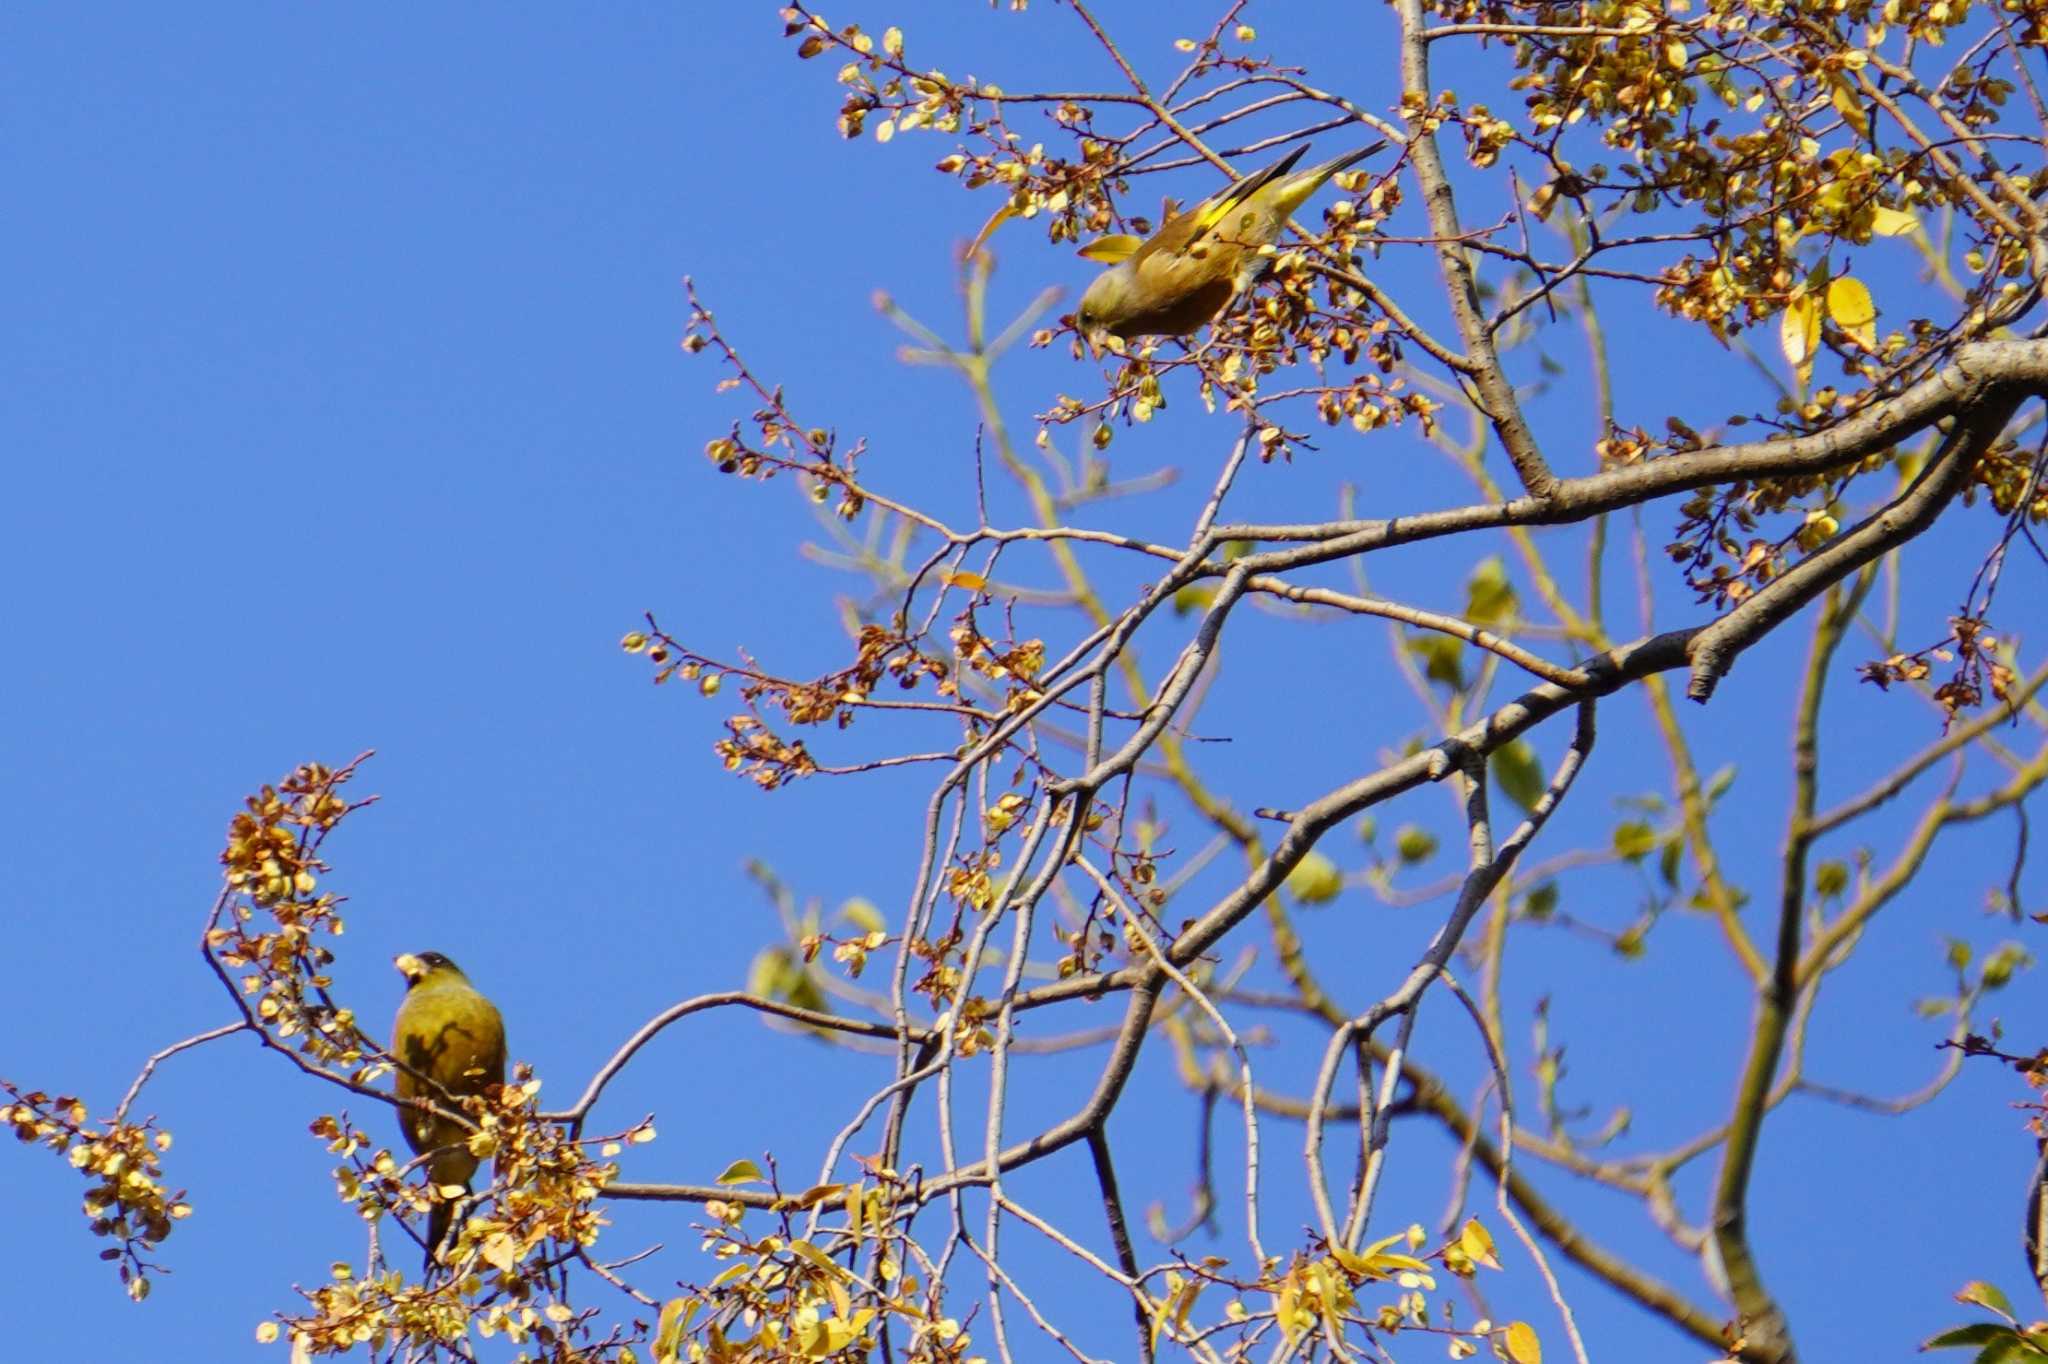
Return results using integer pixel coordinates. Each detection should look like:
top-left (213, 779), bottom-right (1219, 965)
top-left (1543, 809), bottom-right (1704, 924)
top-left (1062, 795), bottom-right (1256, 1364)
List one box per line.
top-left (394, 952), bottom-right (424, 983)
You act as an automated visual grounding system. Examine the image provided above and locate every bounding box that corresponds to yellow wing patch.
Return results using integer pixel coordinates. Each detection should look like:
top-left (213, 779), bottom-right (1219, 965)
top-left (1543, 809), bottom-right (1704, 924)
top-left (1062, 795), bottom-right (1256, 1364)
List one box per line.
top-left (1187, 145), bottom-right (1305, 238)
top-left (1077, 234), bottom-right (1144, 264)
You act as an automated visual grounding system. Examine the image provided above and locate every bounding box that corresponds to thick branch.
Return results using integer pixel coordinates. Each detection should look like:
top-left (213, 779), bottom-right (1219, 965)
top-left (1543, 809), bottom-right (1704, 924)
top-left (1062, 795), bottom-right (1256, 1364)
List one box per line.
top-left (1216, 339), bottom-right (2045, 561)
top-left (1686, 398), bottom-right (2021, 700)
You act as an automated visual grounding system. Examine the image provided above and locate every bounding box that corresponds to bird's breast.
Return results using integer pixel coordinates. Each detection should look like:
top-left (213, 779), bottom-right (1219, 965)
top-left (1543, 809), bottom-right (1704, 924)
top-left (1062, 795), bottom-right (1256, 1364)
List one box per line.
top-left (1110, 272), bottom-right (1236, 340)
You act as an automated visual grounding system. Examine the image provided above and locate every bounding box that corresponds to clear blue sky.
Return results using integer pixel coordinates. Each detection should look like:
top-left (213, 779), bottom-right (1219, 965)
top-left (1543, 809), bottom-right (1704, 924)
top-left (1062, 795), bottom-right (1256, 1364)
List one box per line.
top-left (3, 5), bottom-right (2041, 1361)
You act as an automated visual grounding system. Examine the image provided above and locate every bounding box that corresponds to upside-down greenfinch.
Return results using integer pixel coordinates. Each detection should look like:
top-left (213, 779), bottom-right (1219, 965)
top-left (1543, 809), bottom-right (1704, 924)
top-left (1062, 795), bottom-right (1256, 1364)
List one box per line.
top-left (1074, 142), bottom-right (1383, 351)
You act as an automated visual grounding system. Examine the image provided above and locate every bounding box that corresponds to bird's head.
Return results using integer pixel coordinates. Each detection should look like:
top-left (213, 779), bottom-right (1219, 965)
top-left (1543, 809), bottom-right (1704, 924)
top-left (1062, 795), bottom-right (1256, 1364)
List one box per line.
top-left (395, 951), bottom-right (463, 988)
top-left (1075, 269), bottom-right (1130, 360)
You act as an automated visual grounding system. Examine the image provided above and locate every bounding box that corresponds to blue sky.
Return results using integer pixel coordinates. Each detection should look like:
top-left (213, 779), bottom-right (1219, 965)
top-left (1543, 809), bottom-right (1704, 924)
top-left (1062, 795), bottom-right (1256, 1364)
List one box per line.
top-left (3, 4), bottom-right (2043, 1361)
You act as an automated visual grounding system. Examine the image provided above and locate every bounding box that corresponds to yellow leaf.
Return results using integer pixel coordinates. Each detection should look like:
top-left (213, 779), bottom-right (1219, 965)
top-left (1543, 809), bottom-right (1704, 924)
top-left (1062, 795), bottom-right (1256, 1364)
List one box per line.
top-left (789, 1238), bottom-right (840, 1274)
top-left (1829, 74), bottom-right (1871, 137)
top-left (966, 202), bottom-right (1014, 260)
top-left (1870, 204), bottom-right (1917, 236)
top-left (653, 1297), bottom-right (693, 1364)
top-left (1505, 1321), bottom-right (1542, 1364)
top-left (1369, 1252), bottom-right (1432, 1274)
top-left (829, 1271), bottom-right (853, 1321)
top-left (717, 1158), bottom-right (766, 1186)
top-left (1827, 275), bottom-right (1877, 349)
top-left (1664, 36), bottom-right (1687, 68)
top-left (1151, 1271), bottom-right (1183, 1353)
top-left (839, 898), bottom-right (885, 934)
top-left (778, 1181), bottom-right (846, 1210)
top-left (1779, 290), bottom-right (1820, 382)
top-left (1329, 1245), bottom-right (1371, 1276)
top-left (480, 1231), bottom-right (520, 1272)
top-left (940, 570), bottom-right (987, 591)
top-left (1275, 1277), bottom-right (1302, 1335)
top-left (1460, 1218), bottom-right (1501, 1270)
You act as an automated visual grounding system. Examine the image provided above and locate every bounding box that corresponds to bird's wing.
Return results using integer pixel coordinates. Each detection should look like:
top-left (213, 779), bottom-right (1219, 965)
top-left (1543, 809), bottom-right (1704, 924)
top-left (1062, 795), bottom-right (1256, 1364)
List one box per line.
top-left (1077, 233), bottom-right (1144, 264)
top-left (479, 998), bottom-right (507, 1088)
top-left (1170, 145), bottom-right (1309, 257)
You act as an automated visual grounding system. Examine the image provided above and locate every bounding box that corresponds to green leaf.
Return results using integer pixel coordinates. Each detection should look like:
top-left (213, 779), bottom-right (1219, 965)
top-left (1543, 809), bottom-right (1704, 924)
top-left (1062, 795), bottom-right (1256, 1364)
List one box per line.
top-left (1980, 943), bottom-right (2031, 989)
top-left (1464, 557), bottom-right (1518, 626)
top-left (1921, 1323), bottom-right (2011, 1351)
top-left (1174, 583), bottom-right (1217, 616)
top-left (748, 946), bottom-right (827, 1013)
top-left (1972, 1332), bottom-right (2048, 1363)
top-left (1490, 739), bottom-right (1545, 813)
top-left (1522, 881), bottom-right (1559, 921)
top-left (1704, 764), bottom-right (1738, 802)
top-left (747, 946), bottom-right (797, 1000)
top-left (716, 1159), bottom-right (766, 1186)
top-left (1409, 634), bottom-right (1465, 690)
top-left (839, 898), bottom-right (886, 934)
top-left (1395, 826), bottom-right (1439, 864)
top-left (1657, 836), bottom-right (1682, 889)
top-left (1814, 861), bottom-right (1849, 897)
top-left (1285, 851), bottom-right (1345, 906)
top-left (1958, 1281), bottom-right (2016, 1320)
top-left (1612, 821), bottom-right (1657, 860)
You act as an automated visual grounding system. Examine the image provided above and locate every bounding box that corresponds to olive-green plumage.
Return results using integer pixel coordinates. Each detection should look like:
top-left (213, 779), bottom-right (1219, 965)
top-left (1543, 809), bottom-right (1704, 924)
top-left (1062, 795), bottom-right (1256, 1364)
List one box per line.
top-left (392, 951), bottom-right (506, 1271)
top-left (1075, 143), bottom-right (1383, 349)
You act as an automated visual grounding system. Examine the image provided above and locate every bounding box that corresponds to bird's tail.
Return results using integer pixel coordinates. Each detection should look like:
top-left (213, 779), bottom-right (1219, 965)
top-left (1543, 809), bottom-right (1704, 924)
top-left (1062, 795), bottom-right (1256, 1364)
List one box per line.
top-left (1271, 141), bottom-right (1387, 217)
top-left (422, 1183), bottom-right (468, 1273)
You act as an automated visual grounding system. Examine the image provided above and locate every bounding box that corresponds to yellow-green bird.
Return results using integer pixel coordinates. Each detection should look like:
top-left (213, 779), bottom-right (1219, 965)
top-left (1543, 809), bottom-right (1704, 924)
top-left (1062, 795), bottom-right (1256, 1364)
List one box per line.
top-left (1073, 142), bottom-right (1384, 352)
top-left (392, 951), bottom-right (506, 1270)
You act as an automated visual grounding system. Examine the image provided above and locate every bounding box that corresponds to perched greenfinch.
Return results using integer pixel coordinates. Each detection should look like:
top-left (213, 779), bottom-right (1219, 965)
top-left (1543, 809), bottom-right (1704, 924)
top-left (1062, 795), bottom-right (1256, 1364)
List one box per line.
top-left (1074, 142), bottom-right (1383, 351)
top-left (392, 951), bottom-right (506, 1270)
